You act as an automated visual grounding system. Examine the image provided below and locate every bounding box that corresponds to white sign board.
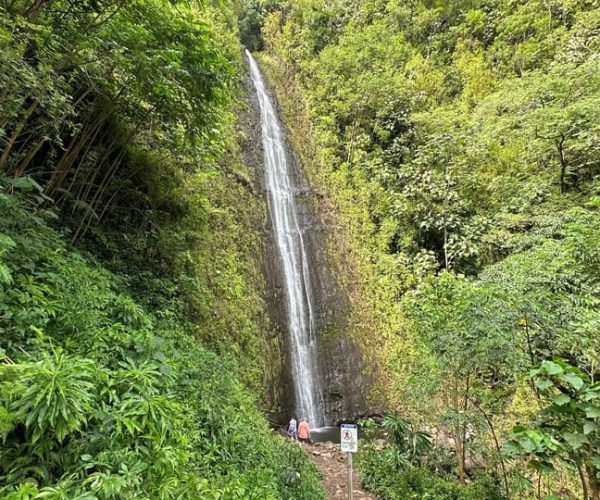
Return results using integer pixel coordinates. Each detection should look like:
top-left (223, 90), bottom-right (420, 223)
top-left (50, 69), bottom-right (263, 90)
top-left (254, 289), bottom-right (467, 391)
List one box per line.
top-left (340, 424), bottom-right (358, 453)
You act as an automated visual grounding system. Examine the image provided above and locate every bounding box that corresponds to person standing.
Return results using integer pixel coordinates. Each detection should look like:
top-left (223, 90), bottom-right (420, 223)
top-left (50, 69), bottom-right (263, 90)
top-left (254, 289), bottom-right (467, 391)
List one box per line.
top-left (298, 417), bottom-right (311, 444)
top-left (288, 416), bottom-right (298, 441)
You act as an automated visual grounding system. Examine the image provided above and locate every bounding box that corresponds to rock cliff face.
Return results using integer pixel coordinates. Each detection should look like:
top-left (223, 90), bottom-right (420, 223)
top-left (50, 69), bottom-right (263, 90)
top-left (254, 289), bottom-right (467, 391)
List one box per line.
top-left (238, 53), bottom-right (368, 426)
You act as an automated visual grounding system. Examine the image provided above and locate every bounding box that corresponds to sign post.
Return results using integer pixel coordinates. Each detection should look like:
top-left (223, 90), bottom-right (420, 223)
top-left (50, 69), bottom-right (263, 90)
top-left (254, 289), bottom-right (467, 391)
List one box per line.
top-left (348, 452), bottom-right (353, 500)
top-left (340, 424), bottom-right (358, 500)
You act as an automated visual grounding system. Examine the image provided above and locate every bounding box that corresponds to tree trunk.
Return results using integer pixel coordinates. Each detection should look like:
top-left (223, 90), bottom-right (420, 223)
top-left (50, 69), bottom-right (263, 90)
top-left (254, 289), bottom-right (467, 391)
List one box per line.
top-left (577, 462), bottom-right (590, 500)
top-left (451, 381), bottom-right (467, 484)
top-left (45, 113), bottom-right (105, 198)
top-left (457, 434), bottom-right (466, 483)
top-left (77, 136), bottom-right (121, 206)
top-left (587, 465), bottom-right (599, 500)
top-left (557, 134), bottom-right (567, 194)
top-left (60, 123), bottom-right (110, 209)
top-left (523, 318), bottom-right (540, 399)
top-left (459, 375), bottom-right (470, 484)
top-left (467, 395), bottom-right (510, 500)
top-left (25, 0), bottom-right (54, 23)
top-left (443, 162), bottom-right (450, 270)
top-left (73, 107), bottom-right (147, 207)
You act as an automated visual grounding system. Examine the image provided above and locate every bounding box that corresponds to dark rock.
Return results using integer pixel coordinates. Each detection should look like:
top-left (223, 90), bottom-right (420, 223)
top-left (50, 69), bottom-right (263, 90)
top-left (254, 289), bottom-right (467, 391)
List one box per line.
top-left (238, 50), bottom-right (369, 426)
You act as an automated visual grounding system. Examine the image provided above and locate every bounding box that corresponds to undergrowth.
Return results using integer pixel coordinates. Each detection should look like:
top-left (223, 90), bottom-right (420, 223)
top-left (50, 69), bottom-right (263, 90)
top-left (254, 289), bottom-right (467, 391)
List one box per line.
top-left (0, 183), bottom-right (324, 499)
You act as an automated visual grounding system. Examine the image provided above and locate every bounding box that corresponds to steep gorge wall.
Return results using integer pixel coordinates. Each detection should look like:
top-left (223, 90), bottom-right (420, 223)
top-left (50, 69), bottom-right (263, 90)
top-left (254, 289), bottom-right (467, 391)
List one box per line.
top-left (236, 56), bottom-right (292, 424)
top-left (238, 53), bottom-right (368, 425)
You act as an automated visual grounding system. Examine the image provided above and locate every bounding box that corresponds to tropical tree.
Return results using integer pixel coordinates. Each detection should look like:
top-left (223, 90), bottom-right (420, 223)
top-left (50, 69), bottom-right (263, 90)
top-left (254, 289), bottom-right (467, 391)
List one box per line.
top-left (504, 359), bottom-right (600, 500)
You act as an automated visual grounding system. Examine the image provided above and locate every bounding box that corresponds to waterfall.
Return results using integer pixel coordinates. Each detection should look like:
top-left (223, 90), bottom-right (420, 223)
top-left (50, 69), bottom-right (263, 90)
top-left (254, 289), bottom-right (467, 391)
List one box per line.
top-left (246, 50), bottom-right (324, 428)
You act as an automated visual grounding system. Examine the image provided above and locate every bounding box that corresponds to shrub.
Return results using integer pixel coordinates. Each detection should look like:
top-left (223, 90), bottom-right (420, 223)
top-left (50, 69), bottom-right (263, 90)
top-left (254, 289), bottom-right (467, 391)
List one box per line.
top-left (360, 448), bottom-right (502, 500)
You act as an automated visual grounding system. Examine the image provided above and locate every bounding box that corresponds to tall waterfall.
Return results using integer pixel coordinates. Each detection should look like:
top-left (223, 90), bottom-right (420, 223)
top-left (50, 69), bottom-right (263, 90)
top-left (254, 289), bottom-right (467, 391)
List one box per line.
top-left (246, 50), bottom-right (323, 428)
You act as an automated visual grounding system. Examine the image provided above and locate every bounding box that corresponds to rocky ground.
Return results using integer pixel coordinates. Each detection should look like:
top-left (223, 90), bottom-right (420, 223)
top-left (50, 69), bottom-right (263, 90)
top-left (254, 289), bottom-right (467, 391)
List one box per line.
top-left (303, 442), bottom-right (377, 500)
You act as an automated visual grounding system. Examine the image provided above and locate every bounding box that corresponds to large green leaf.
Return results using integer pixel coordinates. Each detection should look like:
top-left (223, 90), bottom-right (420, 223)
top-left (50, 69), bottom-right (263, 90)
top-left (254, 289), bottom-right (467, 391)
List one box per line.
top-left (586, 406), bottom-right (600, 419)
top-left (562, 432), bottom-right (588, 449)
top-left (552, 393), bottom-right (571, 406)
top-left (535, 379), bottom-right (553, 391)
top-left (5, 176), bottom-right (44, 193)
top-left (0, 263), bottom-right (12, 285)
top-left (540, 360), bottom-right (564, 376)
top-left (560, 372), bottom-right (585, 391)
top-left (519, 436), bottom-right (539, 453)
top-left (502, 441), bottom-right (523, 456)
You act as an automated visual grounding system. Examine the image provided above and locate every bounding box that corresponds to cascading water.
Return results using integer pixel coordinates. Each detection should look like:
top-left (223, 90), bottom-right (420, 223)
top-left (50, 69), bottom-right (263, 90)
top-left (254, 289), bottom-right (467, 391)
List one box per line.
top-left (246, 50), bottom-right (324, 428)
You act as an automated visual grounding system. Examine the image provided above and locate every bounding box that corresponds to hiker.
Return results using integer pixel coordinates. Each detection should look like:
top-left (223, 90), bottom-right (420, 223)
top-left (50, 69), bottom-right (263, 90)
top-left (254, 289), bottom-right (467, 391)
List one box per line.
top-left (288, 416), bottom-right (297, 441)
top-left (298, 417), bottom-right (311, 444)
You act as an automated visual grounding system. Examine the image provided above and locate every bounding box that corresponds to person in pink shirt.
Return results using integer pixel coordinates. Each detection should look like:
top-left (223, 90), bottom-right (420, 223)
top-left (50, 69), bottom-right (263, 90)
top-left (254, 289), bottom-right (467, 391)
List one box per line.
top-left (297, 418), bottom-right (311, 444)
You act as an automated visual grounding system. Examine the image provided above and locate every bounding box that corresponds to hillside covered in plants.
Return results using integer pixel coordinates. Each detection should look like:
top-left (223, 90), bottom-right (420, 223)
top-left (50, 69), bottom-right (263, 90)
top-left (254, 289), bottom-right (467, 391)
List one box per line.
top-left (239, 0), bottom-right (600, 498)
top-left (0, 1), bottom-right (324, 498)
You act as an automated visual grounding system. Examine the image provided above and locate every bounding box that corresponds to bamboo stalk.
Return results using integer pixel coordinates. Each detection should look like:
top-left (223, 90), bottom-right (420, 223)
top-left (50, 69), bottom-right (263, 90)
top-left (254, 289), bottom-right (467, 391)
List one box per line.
top-left (71, 148), bottom-right (126, 245)
top-left (45, 112), bottom-right (104, 198)
top-left (0, 99), bottom-right (39, 170)
top-left (60, 121), bottom-right (109, 210)
top-left (12, 136), bottom-right (45, 177)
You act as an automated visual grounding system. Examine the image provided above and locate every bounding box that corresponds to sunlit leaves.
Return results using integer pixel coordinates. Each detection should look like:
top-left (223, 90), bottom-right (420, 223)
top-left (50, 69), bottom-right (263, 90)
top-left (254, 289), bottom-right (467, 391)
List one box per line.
top-left (256, 0), bottom-right (600, 497)
top-left (504, 360), bottom-right (600, 483)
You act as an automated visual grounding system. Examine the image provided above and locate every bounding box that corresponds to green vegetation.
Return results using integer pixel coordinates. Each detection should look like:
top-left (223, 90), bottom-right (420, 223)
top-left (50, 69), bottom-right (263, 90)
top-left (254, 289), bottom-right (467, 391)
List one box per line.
top-left (0, 186), bottom-right (323, 498)
top-left (4, 0), bottom-right (600, 497)
top-left (1, 1), bottom-right (323, 498)
top-left (358, 413), bottom-right (502, 499)
top-left (360, 459), bottom-right (502, 500)
top-left (504, 359), bottom-right (600, 500)
top-left (240, 0), bottom-right (600, 497)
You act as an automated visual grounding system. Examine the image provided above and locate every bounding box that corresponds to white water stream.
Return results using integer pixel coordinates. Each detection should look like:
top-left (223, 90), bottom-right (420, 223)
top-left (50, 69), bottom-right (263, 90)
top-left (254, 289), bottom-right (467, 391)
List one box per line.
top-left (246, 50), bottom-right (323, 427)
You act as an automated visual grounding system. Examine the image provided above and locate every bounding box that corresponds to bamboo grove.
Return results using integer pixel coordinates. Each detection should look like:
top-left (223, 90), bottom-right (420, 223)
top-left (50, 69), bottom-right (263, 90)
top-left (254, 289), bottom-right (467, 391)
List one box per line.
top-left (1, 0), bottom-right (233, 244)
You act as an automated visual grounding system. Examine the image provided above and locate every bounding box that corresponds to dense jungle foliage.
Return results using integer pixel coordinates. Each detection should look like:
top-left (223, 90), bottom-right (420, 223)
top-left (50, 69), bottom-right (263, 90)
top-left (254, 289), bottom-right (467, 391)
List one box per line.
top-left (239, 0), bottom-right (600, 498)
top-left (0, 1), bottom-right (324, 498)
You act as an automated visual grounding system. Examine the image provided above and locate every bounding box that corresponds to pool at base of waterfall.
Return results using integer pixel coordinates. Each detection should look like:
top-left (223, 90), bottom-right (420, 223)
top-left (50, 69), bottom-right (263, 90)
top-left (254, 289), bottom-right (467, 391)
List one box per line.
top-left (311, 426), bottom-right (341, 443)
top-left (311, 425), bottom-right (383, 444)
top-left (312, 426), bottom-right (370, 443)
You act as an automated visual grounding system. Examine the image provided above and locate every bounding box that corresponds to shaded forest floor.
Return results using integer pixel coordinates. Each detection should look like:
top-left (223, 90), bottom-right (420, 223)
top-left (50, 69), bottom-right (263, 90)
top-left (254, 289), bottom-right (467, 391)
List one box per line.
top-left (304, 442), bottom-right (376, 499)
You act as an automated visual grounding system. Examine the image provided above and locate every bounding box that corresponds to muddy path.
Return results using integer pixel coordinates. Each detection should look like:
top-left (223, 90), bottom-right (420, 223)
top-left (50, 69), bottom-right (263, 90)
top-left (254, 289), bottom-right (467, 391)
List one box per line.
top-left (304, 442), bottom-right (377, 500)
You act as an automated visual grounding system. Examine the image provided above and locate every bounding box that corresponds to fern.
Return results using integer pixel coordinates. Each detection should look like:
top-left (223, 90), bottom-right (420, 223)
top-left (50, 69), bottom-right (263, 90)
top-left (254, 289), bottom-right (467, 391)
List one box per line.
top-left (0, 263), bottom-right (12, 285)
top-left (0, 405), bottom-right (15, 435)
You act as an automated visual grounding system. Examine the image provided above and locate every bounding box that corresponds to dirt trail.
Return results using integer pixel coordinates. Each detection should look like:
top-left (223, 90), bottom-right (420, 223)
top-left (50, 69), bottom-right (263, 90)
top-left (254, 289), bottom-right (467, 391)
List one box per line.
top-left (304, 442), bottom-right (377, 500)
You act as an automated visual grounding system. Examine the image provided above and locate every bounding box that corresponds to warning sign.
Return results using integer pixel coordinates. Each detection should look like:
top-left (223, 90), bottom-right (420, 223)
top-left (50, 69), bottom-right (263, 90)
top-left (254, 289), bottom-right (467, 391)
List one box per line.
top-left (340, 424), bottom-right (358, 453)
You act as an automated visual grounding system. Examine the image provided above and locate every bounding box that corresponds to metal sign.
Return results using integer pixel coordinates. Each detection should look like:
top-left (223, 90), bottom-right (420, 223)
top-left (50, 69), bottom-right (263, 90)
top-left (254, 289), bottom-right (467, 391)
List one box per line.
top-left (340, 424), bottom-right (358, 453)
